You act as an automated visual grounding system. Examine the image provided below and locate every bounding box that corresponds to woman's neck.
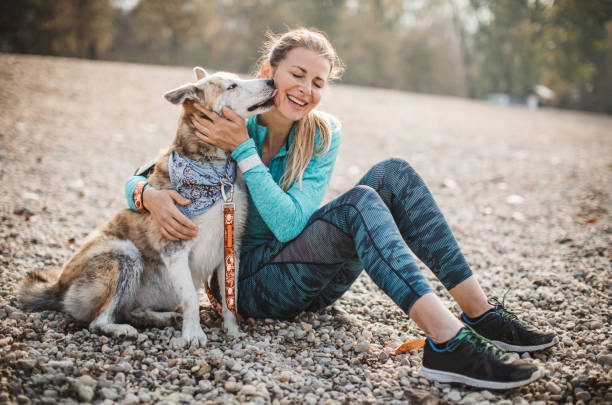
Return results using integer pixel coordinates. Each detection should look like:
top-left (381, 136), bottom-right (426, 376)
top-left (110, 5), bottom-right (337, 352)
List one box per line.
top-left (258, 108), bottom-right (295, 143)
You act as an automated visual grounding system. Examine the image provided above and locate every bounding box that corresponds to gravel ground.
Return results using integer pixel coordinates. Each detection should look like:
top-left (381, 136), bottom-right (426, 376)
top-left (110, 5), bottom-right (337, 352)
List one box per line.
top-left (0, 54), bottom-right (610, 404)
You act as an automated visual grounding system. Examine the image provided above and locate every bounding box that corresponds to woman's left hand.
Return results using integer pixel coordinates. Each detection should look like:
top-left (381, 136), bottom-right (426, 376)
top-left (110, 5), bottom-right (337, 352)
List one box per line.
top-left (191, 102), bottom-right (250, 152)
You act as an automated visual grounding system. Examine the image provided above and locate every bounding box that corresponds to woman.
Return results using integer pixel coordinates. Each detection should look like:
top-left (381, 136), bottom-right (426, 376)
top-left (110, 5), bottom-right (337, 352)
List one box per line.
top-left (125, 28), bottom-right (555, 390)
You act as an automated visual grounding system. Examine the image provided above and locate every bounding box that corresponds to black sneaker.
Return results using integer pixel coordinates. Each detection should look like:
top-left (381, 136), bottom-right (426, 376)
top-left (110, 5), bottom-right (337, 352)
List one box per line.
top-left (419, 327), bottom-right (543, 390)
top-left (461, 297), bottom-right (557, 352)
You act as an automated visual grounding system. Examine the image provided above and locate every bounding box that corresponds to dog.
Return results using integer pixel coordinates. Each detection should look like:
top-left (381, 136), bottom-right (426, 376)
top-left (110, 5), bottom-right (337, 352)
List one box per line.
top-left (17, 67), bottom-right (276, 348)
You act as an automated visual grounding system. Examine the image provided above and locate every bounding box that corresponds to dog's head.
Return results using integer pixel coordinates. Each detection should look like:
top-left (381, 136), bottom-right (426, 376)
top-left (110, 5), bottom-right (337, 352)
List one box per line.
top-left (164, 67), bottom-right (276, 119)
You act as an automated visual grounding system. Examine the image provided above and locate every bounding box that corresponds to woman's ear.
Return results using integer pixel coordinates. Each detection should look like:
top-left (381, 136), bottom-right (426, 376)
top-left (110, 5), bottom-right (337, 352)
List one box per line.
top-left (259, 60), bottom-right (272, 79)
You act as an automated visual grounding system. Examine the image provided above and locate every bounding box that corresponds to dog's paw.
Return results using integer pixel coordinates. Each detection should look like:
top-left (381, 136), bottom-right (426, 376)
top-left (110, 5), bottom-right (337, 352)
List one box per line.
top-left (172, 328), bottom-right (207, 350)
top-left (225, 322), bottom-right (246, 338)
top-left (112, 324), bottom-right (138, 340)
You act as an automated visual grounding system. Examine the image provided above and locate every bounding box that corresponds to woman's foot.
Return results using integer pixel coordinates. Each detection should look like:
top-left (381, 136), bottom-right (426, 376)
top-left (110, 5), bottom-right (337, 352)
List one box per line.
top-left (461, 298), bottom-right (557, 352)
top-left (419, 327), bottom-right (543, 390)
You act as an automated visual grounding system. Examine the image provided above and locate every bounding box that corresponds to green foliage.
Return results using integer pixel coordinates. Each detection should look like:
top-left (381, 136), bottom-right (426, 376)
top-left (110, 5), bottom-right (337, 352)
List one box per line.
top-left (470, 0), bottom-right (612, 112)
top-left (1, 0), bottom-right (610, 112)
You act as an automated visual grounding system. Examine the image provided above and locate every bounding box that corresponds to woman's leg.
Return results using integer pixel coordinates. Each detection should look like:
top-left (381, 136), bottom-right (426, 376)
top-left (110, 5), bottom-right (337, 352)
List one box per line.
top-left (356, 158), bottom-right (491, 316)
top-left (354, 158), bottom-right (555, 352)
top-left (228, 176), bottom-right (543, 389)
top-left (236, 185), bottom-right (437, 319)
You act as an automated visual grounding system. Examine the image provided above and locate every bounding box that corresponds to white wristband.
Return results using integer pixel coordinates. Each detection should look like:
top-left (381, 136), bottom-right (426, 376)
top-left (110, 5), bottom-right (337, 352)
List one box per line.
top-left (237, 154), bottom-right (263, 173)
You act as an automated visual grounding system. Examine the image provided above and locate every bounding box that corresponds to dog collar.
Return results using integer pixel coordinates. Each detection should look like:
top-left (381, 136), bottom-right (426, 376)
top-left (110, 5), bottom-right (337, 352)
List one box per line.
top-left (168, 152), bottom-right (236, 218)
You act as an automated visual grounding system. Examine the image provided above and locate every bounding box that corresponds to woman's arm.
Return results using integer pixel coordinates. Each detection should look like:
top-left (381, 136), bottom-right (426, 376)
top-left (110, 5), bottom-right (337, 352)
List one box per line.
top-left (232, 117), bottom-right (341, 242)
top-left (125, 175), bottom-right (198, 241)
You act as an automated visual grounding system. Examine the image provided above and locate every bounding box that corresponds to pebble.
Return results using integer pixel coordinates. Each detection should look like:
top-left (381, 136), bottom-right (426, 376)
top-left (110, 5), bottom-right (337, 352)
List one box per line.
top-left (354, 341), bottom-right (370, 353)
top-left (240, 384), bottom-right (257, 396)
top-left (597, 353), bottom-right (612, 366)
top-left (277, 371), bottom-right (292, 383)
top-left (224, 381), bottom-right (240, 393)
top-left (77, 385), bottom-right (95, 402)
top-left (447, 389), bottom-right (461, 402)
top-left (100, 388), bottom-right (118, 400)
top-left (546, 381), bottom-right (562, 394)
top-left (122, 393), bottom-right (140, 405)
top-left (589, 320), bottom-right (603, 329)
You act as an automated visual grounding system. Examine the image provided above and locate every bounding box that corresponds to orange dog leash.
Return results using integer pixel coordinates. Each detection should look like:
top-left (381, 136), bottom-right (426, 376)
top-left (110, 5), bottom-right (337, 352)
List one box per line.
top-left (204, 182), bottom-right (241, 323)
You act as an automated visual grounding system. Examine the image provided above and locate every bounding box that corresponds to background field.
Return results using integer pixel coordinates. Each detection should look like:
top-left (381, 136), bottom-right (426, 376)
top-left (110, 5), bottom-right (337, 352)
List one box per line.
top-left (0, 54), bottom-right (610, 404)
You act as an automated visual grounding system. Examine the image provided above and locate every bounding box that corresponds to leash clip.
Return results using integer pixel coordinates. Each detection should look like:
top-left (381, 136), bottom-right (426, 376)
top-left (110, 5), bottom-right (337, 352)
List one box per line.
top-left (220, 181), bottom-right (234, 203)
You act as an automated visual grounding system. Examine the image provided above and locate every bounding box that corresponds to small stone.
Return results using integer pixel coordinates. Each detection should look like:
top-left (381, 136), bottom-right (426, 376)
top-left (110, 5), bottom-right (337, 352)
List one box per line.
top-left (590, 321), bottom-right (603, 330)
top-left (100, 387), bottom-right (118, 400)
top-left (16, 359), bottom-right (36, 370)
top-left (77, 385), bottom-right (95, 402)
top-left (546, 381), bottom-right (561, 394)
top-left (47, 359), bottom-right (74, 369)
top-left (224, 381), bottom-right (239, 393)
top-left (240, 384), bottom-right (257, 396)
top-left (16, 394), bottom-right (31, 405)
top-left (301, 322), bottom-right (313, 331)
top-left (575, 391), bottom-right (591, 402)
top-left (121, 393), bottom-right (140, 405)
top-left (138, 392), bottom-right (151, 403)
top-left (447, 389), bottom-right (461, 402)
top-left (596, 354), bottom-right (612, 366)
top-left (277, 371), bottom-right (291, 383)
top-left (305, 393), bottom-right (317, 405)
top-left (354, 341), bottom-right (370, 353)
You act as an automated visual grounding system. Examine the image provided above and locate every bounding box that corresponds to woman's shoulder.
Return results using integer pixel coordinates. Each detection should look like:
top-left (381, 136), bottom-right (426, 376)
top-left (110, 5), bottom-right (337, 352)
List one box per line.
top-left (314, 110), bottom-right (341, 134)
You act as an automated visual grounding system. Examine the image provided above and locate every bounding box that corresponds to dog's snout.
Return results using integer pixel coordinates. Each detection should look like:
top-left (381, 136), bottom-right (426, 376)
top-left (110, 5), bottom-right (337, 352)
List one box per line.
top-left (266, 79), bottom-right (275, 88)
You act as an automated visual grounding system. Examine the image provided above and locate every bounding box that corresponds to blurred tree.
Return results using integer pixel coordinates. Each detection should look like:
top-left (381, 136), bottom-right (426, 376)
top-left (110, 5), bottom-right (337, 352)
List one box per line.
top-left (469, 0), bottom-right (547, 98)
top-left (469, 0), bottom-right (612, 111)
top-left (0, 0), bottom-right (114, 58)
top-left (1, 0), bottom-right (610, 112)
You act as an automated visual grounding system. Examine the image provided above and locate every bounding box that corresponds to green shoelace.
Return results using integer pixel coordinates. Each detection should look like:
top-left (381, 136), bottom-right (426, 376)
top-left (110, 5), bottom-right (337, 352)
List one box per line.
top-left (489, 290), bottom-right (532, 330)
top-left (447, 327), bottom-right (507, 361)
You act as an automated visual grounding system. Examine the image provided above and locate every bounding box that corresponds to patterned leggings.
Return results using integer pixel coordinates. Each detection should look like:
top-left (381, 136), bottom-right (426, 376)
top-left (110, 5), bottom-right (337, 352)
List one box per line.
top-left (214, 158), bottom-right (473, 319)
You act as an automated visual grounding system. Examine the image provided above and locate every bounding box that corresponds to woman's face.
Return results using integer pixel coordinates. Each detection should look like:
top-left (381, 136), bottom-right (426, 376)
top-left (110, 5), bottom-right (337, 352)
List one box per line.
top-left (264, 47), bottom-right (331, 122)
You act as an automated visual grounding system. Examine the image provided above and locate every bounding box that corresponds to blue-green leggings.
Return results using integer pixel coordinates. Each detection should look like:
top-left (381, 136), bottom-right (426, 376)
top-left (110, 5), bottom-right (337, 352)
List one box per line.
top-left (214, 158), bottom-right (473, 319)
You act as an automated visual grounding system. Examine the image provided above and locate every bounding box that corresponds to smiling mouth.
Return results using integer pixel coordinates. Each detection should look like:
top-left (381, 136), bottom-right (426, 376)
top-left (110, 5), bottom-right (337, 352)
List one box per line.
top-left (287, 95), bottom-right (307, 107)
top-left (248, 90), bottom-right (278, 112)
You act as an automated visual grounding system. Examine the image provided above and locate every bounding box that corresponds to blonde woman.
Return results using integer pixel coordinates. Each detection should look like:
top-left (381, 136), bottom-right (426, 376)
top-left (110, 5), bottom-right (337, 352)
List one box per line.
top-left (126, 28), bottom-right (555, 389)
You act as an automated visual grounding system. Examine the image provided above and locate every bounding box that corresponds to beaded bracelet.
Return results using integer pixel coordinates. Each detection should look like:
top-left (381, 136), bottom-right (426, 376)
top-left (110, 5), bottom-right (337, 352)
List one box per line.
top-left (133, 181), bottom-right (151, 213)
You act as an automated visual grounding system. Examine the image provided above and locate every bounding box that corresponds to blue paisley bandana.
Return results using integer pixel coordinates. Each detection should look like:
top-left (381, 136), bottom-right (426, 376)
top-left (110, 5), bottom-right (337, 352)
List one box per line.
top-left (168, 152), bottom-right (236, 218)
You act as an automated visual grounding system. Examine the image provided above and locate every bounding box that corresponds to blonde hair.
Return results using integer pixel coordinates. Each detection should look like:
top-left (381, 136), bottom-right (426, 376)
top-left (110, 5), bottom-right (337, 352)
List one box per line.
top-left (258, 28), bottom-right (344, 190)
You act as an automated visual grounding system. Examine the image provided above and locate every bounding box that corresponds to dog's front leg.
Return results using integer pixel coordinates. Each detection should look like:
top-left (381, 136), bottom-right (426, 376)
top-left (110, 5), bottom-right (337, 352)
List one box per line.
top-left (163, 245), bottom-right (207, 349)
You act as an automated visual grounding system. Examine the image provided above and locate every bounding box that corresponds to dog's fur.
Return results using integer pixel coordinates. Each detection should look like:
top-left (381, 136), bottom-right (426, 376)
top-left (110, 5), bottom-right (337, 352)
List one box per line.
top-left (17, 67), bottom-right (276, 348)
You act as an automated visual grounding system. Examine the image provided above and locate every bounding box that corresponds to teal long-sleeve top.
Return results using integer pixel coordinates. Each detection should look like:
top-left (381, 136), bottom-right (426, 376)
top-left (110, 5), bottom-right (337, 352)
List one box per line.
top-left (125, 112), bottom-right (341, 252)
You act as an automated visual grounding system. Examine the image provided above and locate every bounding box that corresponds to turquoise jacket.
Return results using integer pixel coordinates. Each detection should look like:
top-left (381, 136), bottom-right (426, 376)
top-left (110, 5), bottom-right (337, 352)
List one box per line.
top-left (125, 112), bottom-right (341, 252)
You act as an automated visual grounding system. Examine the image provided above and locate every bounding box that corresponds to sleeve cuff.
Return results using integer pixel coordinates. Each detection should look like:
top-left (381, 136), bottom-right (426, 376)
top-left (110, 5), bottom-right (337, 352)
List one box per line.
top-left (231, 138), bottom-right (258, 162)
top-left (231, 138), bottom-right (262, 173)
top-left (237, 154), bottom-right (263, 173)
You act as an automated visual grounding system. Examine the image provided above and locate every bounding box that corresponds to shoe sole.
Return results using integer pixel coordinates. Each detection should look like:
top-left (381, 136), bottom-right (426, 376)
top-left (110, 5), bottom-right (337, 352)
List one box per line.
top-left (492, 336), bottom-right (558, 353)
top-left (418, 366), bottom-right (543, 390)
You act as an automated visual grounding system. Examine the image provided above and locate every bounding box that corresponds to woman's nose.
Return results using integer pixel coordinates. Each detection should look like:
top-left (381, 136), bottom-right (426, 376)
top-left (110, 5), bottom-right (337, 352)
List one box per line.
top-left (299, 81), bottom-right (311, 95)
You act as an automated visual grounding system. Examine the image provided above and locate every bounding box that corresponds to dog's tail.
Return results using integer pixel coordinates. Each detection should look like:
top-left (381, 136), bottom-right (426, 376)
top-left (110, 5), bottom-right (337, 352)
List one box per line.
top-left (16, 267), bottom-right (63, 312)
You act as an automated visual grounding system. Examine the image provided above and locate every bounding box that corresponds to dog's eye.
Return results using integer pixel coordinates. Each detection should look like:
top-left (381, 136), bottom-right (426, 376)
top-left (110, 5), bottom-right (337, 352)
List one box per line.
top-left (227, 83), bottom-right (237, 90)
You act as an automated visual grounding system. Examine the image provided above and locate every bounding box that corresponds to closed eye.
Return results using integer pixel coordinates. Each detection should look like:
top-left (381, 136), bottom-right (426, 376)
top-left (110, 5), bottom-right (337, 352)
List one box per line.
top-left (227, 83), bottom-right (237, 90)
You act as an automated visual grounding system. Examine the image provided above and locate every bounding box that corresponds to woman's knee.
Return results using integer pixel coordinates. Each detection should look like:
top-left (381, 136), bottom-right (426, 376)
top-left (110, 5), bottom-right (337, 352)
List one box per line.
top-left (375, 157), bottom-right (415, 176)
top-left (343, 185), bottom-right (381, 206)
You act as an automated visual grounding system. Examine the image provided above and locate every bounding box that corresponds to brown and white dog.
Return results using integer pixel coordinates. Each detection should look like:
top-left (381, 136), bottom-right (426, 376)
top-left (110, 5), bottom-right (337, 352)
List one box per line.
top-left (17, 67), bottom-right (276, 348)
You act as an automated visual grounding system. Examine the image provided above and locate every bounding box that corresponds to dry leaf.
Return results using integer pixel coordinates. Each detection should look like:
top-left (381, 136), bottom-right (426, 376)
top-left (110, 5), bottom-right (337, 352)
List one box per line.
top-left (394, 338), bottom-right (426, 355)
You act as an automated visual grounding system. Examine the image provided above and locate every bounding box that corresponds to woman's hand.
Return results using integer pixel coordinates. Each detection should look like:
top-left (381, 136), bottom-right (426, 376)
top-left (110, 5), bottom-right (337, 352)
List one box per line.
top-left (191, 103), bottom-right (249, 152)
top-left (142, 187), bottom-right (198, 241)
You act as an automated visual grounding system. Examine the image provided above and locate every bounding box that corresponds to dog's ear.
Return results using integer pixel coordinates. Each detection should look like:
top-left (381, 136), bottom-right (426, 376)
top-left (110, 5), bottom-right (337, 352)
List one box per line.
top-left (164, 83), bottom-right (199, 104)
top-left (194, 67), bottom-right (208, 81)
